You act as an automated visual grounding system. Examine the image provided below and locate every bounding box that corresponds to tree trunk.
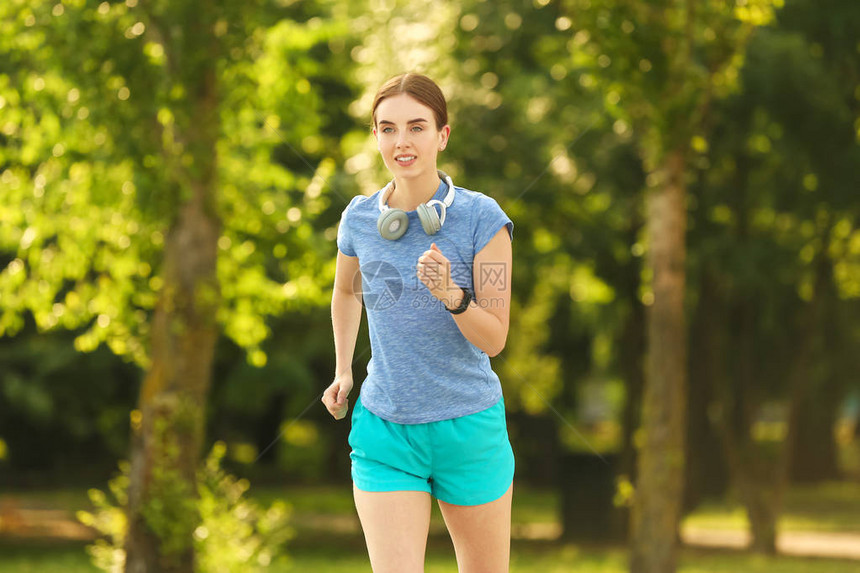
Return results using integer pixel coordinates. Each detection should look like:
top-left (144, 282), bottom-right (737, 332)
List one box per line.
top-left (735, 465), bottom-right (781, 554)
top-left (684, 269), bottom-right (729, 513)
top-left (715, 290), bottom-right (807, 556)
top-left (125, 193), bottom-right (220, 573)
top-left (124, 5), bottom-right (220, 571)
top-left (716, 283), bottom-right (785, 556)
top-left (789, 380), bottom-right (842, 483)
top-left (789, 257), bottom-right (843, 484)
top-left (719, 231), bottom-right (837, 556)
top-left (723, 408), bottom-right (784, 555)
top-left (630, 149), bottom-right (688, 573)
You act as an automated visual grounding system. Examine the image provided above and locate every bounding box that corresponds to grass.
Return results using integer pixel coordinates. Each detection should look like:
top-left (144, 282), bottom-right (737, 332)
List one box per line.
top-left (251, 480), bottom-right (860, 536)
top-left (2, 480), bottom-right (859, 572)
top-left (3, 536), bottom-right (860, 573)
top-left (681, 481), bottom-right (860, 533)
top-left (0, 539), bottom-right (97, 573)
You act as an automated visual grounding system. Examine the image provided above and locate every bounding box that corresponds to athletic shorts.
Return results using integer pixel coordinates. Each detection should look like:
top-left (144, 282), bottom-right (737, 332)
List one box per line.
top-left (348, 395), bottom-right (515, 506)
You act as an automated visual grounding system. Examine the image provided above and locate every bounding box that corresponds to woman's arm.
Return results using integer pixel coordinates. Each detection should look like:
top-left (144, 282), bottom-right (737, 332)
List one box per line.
top-left (322, 250), bottom-right (363, 419)
top-left (417, 227), bottom-right (512, 357)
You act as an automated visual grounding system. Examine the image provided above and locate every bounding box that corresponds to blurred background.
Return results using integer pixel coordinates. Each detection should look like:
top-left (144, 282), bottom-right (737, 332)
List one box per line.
top-left (0, 0), bottom-right (858, 571)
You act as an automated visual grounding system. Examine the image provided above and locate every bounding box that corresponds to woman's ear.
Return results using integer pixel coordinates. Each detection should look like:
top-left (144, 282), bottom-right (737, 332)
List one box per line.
top-left (439, 124), bottom-right (451, 150)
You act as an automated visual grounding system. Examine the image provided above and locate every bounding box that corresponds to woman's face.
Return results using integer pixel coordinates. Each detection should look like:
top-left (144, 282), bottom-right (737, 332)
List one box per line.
top-left (374, 94), bottom-right (450, 182)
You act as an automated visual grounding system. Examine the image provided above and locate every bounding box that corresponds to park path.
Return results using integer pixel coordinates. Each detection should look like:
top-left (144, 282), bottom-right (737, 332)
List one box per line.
top-left (0, 505), bottom-right (94, 541)
top-left (2, 499), bottom-right (859, 561)
top-left (681, 526), bottom-right (860, 561)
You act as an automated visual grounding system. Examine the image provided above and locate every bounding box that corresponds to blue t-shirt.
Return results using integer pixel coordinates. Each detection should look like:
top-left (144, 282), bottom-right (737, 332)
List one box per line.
top-left (337, 179), bottom-right (514, 424)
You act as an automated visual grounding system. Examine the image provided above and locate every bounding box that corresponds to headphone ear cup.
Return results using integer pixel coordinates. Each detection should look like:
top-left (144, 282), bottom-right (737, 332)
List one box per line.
top-left (378, 209), bottom-right (409, 240)
top-left (416, 202), bottom-right (442, 235)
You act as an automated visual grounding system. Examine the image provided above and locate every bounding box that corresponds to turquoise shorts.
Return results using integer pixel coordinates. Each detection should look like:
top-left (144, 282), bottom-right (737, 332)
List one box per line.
top-left (348, 395), bottom-right (515, 506)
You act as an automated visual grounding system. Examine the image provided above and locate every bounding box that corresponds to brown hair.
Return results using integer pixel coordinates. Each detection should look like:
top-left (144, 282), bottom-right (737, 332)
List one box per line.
top-left (371, 73), bottom-right (448, 130)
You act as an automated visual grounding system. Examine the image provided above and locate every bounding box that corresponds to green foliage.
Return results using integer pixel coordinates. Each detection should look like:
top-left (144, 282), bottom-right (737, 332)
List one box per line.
top-left (77, 464), bottom-right (129, 573)
top-left (194, 442), bottom-right (293, 572)
top-left (139, 436), bottom-right (198, 562)
top-left (561, 0), bottom-right (783, 165)
top-left (77, 442), bottom-right (292, 573)
top-left (0, 0), bottom-right (353, 368)
top-left (0, 0), bottom-right (163, 364)
top-left (685, 0), bottom-right (860, 403)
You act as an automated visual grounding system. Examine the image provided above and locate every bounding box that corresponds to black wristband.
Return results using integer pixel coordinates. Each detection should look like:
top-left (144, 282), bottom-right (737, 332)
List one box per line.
top-left (447, 288), bottom-right (472, 315)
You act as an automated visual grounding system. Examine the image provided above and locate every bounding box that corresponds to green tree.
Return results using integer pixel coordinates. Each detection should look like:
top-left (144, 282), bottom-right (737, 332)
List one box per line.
top-left (0, 0), bottom-right (346, 569)
top-left (559, 0), bottom-right (784, 570)
top-left (774, 0), bottom-right (860, 485)
top-left (685, 0), bottom-right (860, 552)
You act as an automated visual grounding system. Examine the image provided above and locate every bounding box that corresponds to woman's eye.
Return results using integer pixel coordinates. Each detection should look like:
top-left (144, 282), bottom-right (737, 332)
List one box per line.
top-left (382, 127), bottom-right (394, 133)
top-left (411, 126), bottom-right (423, 132)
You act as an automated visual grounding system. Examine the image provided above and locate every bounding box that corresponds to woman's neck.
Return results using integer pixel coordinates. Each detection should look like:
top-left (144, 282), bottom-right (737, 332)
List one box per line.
top-left (388, 168), bottom-right (440, 211)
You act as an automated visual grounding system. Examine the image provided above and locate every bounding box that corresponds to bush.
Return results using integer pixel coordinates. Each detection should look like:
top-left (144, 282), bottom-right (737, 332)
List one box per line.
top-left (277, 419), bottom-right (331, 482)
top-left (77, 442), bottom-right (292, 572)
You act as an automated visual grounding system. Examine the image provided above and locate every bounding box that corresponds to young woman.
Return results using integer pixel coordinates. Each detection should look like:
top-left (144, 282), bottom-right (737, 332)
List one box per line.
top-left (322, 73), bottom-right (515, 573)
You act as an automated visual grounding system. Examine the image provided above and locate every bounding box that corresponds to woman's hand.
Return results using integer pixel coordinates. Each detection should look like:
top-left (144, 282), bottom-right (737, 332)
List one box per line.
top-left (322, 373), bottom-right (353, 420)
top-left (417, 243), bottom-right (460, 308)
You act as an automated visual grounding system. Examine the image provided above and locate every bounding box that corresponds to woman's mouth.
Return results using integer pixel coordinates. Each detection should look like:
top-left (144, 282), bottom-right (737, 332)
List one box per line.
top-left (395, 155), bottom-right (416, 166)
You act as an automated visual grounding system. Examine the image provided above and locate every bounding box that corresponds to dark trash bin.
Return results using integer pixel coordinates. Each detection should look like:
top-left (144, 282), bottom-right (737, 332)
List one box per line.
top-left (558, 453), bottom-right (629, 542)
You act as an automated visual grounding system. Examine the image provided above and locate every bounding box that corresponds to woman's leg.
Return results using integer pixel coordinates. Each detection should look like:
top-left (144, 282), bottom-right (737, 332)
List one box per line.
top-left (437, 483), bottom-right (513, 573)
top-left (353, 486), bottom-right (432, 573)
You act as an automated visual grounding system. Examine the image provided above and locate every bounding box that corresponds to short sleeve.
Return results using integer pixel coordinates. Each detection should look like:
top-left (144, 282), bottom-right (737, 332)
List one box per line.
top-left (336, 196), bottom-right (361, 257)
top-left (472, 194), bottom-right (513, 254)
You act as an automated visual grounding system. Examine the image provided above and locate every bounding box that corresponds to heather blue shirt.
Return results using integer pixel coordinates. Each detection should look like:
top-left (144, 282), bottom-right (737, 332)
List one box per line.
top-left (337, 179), bottom-right (513, 424)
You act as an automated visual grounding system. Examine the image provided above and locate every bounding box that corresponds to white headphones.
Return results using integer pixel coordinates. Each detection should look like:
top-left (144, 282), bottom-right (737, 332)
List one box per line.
top-left (377, 170), bottom-right (456, 240)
